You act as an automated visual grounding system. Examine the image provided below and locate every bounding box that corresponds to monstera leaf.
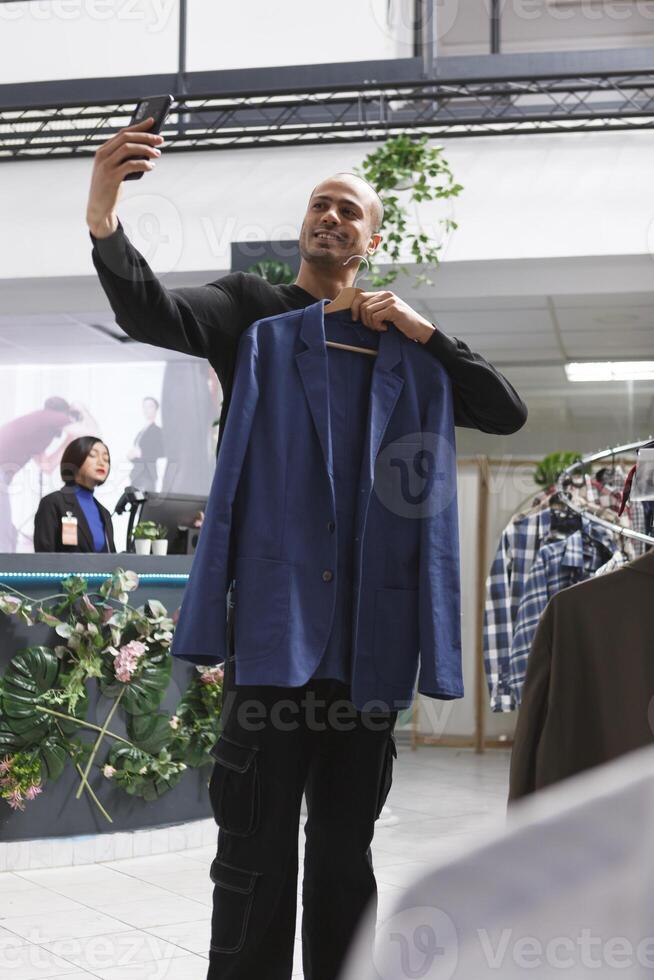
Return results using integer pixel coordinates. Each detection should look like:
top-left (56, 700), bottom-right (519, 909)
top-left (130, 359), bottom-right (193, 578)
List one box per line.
top-left (107, 745), bottom-right (185, 801)
top-left (127, 712), bottom-right (173, 755)
top-left (39, 735), bottom-right (69, 782)
top-left (173, 683), bottom-right (220, 768)
top-left (0, 720), bottom-right (20, 757)
top-left (1, 647), bottom-right (61, 745)
top-left (100, 649), bottom-right (171, 716)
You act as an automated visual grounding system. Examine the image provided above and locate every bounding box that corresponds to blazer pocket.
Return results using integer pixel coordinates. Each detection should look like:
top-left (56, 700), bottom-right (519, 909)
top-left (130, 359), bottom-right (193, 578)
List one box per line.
top-left (233, 557), bottom-right (291, 660)
top-left (373, 587), bottom-right (420, 688)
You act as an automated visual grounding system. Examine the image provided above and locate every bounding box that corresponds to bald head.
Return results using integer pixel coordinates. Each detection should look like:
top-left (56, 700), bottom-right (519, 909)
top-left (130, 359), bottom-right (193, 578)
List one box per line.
top-left (309, 172), bottom-right (384, 235)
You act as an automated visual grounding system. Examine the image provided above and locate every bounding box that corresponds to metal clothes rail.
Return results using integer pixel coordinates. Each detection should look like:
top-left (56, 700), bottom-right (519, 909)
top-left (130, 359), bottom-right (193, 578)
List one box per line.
top-left (557, 438), bottom-right (654, 548)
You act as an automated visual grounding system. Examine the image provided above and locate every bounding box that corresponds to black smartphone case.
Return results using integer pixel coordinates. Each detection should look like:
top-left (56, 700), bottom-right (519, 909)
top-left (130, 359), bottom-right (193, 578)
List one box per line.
top-left (123, 95), bottom-right (173, 181)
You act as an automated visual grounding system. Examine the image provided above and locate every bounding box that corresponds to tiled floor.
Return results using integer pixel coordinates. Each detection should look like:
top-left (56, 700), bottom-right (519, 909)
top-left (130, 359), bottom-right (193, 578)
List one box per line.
top-left (0, 746), bottom-right (510, 979)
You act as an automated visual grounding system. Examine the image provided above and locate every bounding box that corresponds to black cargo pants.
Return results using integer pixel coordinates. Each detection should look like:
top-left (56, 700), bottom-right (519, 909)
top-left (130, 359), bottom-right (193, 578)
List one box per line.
top-left (206, 596), bottom-right (398, 980)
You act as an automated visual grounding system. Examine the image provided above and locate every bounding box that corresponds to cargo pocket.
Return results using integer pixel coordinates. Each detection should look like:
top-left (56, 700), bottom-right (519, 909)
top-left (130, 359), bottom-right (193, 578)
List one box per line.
top-left (208, 735), bottom-right (260, 837)
top-left (209, 857), bottom-right (261, 954)
top-left (375, 733), bottom-right (398, 820)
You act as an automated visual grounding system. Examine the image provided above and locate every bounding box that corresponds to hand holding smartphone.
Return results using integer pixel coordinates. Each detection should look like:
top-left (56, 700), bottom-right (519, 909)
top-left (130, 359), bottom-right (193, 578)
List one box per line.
top-left (123, 95), bottom-right (174, 181)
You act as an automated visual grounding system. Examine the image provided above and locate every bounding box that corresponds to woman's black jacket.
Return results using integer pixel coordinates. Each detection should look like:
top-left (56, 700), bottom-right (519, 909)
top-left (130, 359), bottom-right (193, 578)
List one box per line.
top-left (33, 483), bottom-right (116, 553)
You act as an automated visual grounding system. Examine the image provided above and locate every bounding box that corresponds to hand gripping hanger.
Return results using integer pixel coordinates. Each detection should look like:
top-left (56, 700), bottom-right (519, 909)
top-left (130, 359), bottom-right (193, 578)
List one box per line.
top-left (555, 438), bottom-right (654, 548)
top-left (323, 253), bottom-right (378, 358)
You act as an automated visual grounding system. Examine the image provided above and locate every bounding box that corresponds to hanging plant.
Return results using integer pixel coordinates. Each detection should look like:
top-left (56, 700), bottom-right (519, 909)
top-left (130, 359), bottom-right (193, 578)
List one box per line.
top-left (354, 133), bottom-right (463, 289)
top-left (0, 568), bottom-right (223, 822)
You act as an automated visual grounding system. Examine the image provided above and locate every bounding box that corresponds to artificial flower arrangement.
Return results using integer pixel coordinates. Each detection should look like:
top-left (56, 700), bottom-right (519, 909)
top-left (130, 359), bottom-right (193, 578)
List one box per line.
top-left (0, 569), bottom-right (223, 822)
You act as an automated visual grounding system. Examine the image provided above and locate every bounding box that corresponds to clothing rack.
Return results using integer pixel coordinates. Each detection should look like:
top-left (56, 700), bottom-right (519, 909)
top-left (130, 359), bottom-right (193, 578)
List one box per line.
top-left (412, 448), bottom-right (654, 756)
top-left (556, 438), bottom-right (654, 548)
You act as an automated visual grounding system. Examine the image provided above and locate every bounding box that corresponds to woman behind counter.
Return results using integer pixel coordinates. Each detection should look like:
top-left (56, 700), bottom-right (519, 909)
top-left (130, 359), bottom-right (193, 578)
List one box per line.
top-left (33, 436), bottom-right (116, 553)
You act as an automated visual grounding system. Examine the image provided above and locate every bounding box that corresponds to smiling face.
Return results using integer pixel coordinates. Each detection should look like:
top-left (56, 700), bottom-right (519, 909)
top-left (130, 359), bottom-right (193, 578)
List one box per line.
top-left (78, 441), bottom-right (110, 487)
top-left (298, 174), bottom-right (382, 270)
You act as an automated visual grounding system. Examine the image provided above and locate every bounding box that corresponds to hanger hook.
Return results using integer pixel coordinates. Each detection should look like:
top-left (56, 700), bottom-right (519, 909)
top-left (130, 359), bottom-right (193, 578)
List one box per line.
top-left (342, 253), bottom-right (370, 289)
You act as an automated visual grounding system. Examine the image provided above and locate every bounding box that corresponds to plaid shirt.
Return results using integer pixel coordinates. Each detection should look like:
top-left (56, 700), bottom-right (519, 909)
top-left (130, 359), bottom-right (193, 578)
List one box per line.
top-left (483, 507), bottom-right (556, 712)
top-left (594, 550), bottom-right (629, 577)
top-left (627, 500), bottom-right (648, 557)
top-left (509, 516), bottom-right (614, 705)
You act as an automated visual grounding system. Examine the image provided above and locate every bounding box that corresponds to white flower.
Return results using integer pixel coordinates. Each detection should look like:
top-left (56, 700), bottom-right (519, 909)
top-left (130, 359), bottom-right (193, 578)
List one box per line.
top-left (103, 765), bottom-right (116, 779)
top-left (138, 766), bottom-right (148, 775)
top-left (169, 715), bottom-right (180, 730)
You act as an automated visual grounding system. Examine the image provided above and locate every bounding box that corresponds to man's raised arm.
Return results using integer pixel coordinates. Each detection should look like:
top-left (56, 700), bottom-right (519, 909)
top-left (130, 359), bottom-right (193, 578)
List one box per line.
top-left (86, 116), bottom-right (240, 365)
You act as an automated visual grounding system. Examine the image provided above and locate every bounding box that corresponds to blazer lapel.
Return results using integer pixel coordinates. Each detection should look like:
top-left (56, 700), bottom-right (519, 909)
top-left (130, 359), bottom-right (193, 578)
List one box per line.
top-left (362, 322), bottom-right (405, 492)
top-left (295, 301), bottom-right (335, 499)
top-left (61, 486), bottom-right (94, 552)
top-left (295, 298), bottom-right (405, 503)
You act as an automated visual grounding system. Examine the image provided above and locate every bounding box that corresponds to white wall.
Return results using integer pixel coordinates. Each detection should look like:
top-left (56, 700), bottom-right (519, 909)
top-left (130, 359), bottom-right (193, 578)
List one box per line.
top-left (1, 130), bottom-right (653, 281)
top-left (0, 0), bottom-right (413, 85)
top-left (188, 0), bottom-right (414, 71)
top-left (0, 0), bottom-right (179, 83)
top-left (3, 0), bottom-right (652, 85)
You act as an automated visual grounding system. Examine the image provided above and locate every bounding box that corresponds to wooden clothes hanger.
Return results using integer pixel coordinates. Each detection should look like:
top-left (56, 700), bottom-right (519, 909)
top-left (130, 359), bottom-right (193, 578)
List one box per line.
top-left (323, 253), bottom-right (377, 358)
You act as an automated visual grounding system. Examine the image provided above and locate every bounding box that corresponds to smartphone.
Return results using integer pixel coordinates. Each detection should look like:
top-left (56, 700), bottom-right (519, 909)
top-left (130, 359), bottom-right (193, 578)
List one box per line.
top-left (123, 94), bottom-right (174, 181)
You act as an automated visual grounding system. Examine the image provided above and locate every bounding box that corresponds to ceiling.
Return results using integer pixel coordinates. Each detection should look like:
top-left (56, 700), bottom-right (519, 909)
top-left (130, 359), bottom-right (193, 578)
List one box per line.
top-left (1, 253), bottom-right (653, 448)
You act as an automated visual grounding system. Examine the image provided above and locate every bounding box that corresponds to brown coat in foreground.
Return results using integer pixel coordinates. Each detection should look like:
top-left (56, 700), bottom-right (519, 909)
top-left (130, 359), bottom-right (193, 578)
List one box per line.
top-left (509, 548), bottom-right (654, 801)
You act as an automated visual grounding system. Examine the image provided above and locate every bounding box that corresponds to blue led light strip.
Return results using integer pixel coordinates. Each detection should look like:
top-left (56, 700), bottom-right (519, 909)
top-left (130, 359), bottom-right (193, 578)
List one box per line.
top-left (0, 572), bottom-right (189, 584)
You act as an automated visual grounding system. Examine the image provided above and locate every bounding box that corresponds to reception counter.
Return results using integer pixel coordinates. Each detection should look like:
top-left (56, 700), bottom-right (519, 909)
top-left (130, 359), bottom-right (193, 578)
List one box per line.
top-left (0, 553), bottom-right (217, 843)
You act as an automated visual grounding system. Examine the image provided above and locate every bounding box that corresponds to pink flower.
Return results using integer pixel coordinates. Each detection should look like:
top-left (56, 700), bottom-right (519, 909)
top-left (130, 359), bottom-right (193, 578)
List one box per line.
top-left (113, 639), bottom-right (147, 683)
top-left (24, 784), bottom-right (42, 801)
top-left (169, 715), bottom-right (180, 730)
top-left (200, 666), bottom-right (224, 686)
top-left (6, 789), bottom-right (24, 811)
top-left (0, 757), bottom-right (13, 775)
top-left (103, 765), bottom-right (116, 779)
top-left (123, 640), bottom-right (147, 657)
top-left (0, 595), bottom-right (21, 613)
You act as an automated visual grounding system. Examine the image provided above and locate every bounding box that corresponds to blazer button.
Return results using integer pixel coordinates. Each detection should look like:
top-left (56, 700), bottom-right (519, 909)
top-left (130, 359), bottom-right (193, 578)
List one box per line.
top-left (322, 569), bottom-right (333, 582)
top-left (327, 521), bottom-right (335, 533)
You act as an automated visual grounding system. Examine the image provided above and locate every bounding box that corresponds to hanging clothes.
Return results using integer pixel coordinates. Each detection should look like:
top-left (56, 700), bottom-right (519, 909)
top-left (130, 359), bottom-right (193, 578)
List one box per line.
top-left (171, 298), bottom-right (464, 712)
top-left (508, 515), bottom-right (614, 703)
top-left (483, 506), bottom-right (559, 712)
top-left (311, 311), bottom-right (379, 684)
top-left (593, 549), bottom-right (629, 577)
top-left (509, 549), bottom-right (654, 800)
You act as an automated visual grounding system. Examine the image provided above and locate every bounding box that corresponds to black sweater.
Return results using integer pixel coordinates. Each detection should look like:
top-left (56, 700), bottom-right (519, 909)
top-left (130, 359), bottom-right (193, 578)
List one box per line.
top-left (90, 219), bottom-right (527, 456)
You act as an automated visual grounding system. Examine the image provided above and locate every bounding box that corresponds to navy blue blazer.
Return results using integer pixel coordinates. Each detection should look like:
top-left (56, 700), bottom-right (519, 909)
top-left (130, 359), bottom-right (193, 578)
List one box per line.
top-left (171, 298), bottom-right (462, 711)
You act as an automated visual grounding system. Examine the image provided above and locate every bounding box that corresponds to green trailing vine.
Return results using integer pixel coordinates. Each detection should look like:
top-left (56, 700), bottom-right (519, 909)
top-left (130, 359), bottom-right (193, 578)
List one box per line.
top-left (355, 133), bottom-right (463, 289)
top-left (0, 569), bottom-right (223, 822)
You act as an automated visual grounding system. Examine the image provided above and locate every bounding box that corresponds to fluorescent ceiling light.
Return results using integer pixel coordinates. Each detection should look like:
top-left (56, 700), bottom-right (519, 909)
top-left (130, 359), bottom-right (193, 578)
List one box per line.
top-left (565, 361), bottom-right (654, 382)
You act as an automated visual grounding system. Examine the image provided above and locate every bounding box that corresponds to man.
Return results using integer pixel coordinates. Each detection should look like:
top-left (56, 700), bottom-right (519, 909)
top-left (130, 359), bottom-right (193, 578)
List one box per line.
top-left (87, 116), bottom-right (527, 980)
top-left (127, 395), bottom-right (165, 492)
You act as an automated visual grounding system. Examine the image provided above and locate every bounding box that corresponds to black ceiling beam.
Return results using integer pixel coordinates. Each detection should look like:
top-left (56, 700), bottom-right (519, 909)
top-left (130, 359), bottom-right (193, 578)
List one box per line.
top-left (1, 49), bottom-right (654, 161)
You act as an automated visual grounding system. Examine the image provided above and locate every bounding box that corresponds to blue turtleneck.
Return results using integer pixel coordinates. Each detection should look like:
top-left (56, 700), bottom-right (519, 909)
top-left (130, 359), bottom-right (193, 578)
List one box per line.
top-left (73, 484), bottom-right (107, 552)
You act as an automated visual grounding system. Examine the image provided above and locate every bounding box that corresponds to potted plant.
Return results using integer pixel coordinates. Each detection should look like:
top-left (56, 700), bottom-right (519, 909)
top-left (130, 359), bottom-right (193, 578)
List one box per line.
top-left (133, 520), bottom-right (158, 555)
top-left (151, 523), bottom-right (169, 556)
top-left (354, 133), bottom-right (463, 289)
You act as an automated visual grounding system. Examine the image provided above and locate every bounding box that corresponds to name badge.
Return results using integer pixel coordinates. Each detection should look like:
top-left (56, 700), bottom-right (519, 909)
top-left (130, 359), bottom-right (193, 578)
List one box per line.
top-left (61, 511), bottom-right (78, 547)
